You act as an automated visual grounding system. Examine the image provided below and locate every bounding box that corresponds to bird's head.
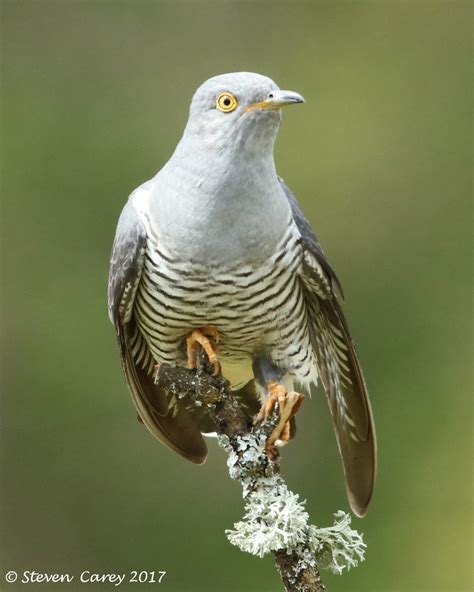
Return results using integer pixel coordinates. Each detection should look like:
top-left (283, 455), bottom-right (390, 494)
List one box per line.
top-left (182, 72), bottom-right (304, 155)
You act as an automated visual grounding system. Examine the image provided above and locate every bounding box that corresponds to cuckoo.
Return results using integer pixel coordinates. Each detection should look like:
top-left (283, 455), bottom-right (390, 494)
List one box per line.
top-left (108, 72), bottom-right (376, 517)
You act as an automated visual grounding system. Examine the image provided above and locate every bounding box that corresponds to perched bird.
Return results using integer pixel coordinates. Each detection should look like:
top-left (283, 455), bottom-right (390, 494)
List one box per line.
top-left (108, 72), bottom-right (376, 517)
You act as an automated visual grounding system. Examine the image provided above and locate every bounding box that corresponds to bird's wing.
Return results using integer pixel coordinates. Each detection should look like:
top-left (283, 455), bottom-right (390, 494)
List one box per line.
top-left (279, 177), bottom-right (376, 516)
top-left (108, 196), bottom-right (147, 326)
top-left (108, 189), bottom-right (207, 464)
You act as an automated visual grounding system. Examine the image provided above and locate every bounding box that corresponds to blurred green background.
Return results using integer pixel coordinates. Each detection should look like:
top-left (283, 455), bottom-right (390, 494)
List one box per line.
top-left (1, 1), bottom-right (472, 591)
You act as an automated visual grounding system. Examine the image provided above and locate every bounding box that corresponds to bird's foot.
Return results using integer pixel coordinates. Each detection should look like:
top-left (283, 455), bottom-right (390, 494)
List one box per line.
top-left (186, 326), bottom-right (221, 376)
top-left (254, 380), bottom-right (304, 459)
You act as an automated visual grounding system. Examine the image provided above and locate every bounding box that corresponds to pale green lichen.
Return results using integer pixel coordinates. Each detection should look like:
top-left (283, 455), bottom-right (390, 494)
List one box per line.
top-left (226, 486), bottom-right (309, 558)
top-left (221, 431), bottom-right (366, 574)
top-left (308, 511), bottom-right (366, 574)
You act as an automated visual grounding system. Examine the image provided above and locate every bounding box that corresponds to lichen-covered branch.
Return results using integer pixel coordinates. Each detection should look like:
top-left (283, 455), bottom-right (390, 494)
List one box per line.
top-left (155, 363), bottom-right (365, 592)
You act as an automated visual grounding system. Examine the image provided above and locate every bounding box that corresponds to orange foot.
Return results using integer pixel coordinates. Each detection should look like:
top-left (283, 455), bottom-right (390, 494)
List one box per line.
top-left (186, 326), bottom-right (221, 376)
top-left (254, 380), bottom-right (304, 459)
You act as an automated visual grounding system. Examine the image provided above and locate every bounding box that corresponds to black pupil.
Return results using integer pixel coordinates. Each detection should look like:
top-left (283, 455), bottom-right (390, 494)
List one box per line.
top-left (223, 97), bottom-right (231, 106)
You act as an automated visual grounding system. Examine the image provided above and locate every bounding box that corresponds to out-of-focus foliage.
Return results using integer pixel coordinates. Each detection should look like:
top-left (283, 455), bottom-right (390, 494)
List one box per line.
top-left (1, 2), bottom-right (471, 591)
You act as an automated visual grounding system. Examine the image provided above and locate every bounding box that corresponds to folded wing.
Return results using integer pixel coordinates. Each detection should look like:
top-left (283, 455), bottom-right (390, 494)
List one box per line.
top-left (280, 177), bottom-right (376, 516)
top-left (108, 193), bottom-right (207, 464)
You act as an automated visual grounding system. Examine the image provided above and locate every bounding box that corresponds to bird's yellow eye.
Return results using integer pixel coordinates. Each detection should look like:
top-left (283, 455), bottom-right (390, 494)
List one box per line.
top-left (216, 92), bottom-right (238, 113)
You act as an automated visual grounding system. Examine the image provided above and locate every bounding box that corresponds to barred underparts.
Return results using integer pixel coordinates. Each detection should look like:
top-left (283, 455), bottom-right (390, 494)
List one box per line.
top-left (133, 215), bottom-right (318, 387)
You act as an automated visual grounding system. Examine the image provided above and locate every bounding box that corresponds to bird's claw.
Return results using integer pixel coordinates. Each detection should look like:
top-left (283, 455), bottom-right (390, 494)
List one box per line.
top-left (186, 326), bottom-right (221, 376)
top-left (253, 381), bottom-right (304, 458)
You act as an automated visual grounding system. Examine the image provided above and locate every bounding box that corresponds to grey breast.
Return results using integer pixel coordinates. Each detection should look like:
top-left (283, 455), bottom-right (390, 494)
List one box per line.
top-left (130, 170), bottom-right (315, 381)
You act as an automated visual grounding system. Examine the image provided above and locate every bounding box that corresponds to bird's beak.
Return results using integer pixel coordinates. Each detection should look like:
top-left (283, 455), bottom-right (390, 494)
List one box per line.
top-left (244, 90), bottom-right (305, 114)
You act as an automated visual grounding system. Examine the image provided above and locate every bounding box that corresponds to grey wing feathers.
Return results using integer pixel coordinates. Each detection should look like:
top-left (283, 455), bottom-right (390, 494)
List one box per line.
top-left (108, 195), bottom-right (207, 464)
top-left (280, 178), bottom-right (376, 517)
top-left (279, 177), bottom-right (344, 299)
top-left (108, 198), bottom-right (147, 326)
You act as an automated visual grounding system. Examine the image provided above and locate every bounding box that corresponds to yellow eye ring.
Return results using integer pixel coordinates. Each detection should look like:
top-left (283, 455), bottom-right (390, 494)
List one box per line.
top-left (216, 92), bottom-right (238, 113)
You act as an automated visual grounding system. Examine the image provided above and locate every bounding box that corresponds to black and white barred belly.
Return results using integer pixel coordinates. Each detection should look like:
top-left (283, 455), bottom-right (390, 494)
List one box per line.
top-left (131, 217), bottom-right (318, 386)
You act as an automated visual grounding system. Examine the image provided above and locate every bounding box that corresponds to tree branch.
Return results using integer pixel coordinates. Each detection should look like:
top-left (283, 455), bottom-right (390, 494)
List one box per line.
top-left (155, 362), bottom-right (365, 592)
